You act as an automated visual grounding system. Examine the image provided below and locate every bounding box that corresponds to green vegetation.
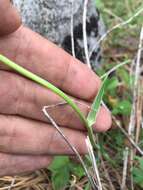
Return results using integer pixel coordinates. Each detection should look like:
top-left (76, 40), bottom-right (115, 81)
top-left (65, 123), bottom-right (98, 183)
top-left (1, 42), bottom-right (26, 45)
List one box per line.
top-left (1, 0), bottom-right (143, 189)
top-left (43, 0), bottom-right (143, 188)
top-left (95, 0), bottom-right (143, 189)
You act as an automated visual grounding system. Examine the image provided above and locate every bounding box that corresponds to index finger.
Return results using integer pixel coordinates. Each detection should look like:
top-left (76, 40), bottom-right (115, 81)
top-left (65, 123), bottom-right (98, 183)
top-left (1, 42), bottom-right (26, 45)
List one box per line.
top-left (0, 26), bottom-right (101, 100)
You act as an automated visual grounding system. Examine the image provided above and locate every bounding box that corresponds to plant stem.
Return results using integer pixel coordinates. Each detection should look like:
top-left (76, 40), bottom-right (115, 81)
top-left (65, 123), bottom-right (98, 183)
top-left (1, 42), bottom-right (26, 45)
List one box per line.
top-left (100, 60), bottom-right (131, 79)
top-left (0, 54), bottom-right (96, 147)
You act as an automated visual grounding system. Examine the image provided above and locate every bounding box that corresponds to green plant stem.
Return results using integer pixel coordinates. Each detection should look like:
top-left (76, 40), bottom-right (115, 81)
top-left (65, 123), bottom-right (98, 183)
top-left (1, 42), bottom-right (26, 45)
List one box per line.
top-left (0, 54), bottom-right (96, 147)
top-left (100, 59), bottom-right (131, 79)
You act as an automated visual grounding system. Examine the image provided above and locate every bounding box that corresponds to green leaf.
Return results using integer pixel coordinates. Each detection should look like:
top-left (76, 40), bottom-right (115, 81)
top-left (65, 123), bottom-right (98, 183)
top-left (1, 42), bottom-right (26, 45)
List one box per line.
top-left (106, 77), bottom-right (119, 91)
top-left (134, 156), bottom-right (143, 171)
top-left (87, 75), bottom-right (108, 127)
top-left (69, 162), bottom-right (85, 178)
top-left (133, 163), bottom-right (143, 188)
top-left (49, 156), bottom-right (70, 190)
top-left (49, 156), bottom-right (69, 171)
top-left (84, 183), bottom-right (91, 190)
top-left (138, 158), bottom-right (143, 169)
top-left (117, 68), bottom-right (130, 86)
top-left (95, 0), bottom-right (104, 9)
top-left (51, 168), bottom-right (70, 190)
top-left (112, 100), bottom-right (132, 115)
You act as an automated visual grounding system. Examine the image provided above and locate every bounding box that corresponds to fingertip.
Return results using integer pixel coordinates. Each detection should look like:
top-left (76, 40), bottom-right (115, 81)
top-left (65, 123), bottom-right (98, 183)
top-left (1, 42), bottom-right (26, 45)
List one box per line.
top-left (93, 106), bottom-right (112, 132)
top-left (65, 57), bottom-right (102, 101)
top-left (78, 63), bottom-right (102, 101)
top-left (0, 0), bottom-right (21, 36)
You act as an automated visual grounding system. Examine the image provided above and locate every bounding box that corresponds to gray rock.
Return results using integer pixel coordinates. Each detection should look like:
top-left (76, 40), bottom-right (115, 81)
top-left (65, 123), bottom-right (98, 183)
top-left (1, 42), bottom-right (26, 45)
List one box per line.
top-left (12, 0), bottom-right (105, 70)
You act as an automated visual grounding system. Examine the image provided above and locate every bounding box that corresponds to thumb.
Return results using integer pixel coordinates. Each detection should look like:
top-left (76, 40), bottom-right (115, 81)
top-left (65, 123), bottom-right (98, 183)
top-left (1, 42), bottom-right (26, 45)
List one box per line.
top-left (0, 0), bottom-right (21, 36)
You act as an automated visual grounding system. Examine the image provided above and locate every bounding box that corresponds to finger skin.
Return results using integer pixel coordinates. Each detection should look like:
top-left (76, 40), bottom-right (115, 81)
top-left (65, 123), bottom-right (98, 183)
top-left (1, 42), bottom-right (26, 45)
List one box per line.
top-left (0, 26), bottom-right (101, 100)
top-left (0, 153), bottom-right (52, 177)
top-left (0, 0), bottom-right (21, 36)
top-left (0, 70), bottom-right (112, 132)
top-left (0, 115), bottom-right (87, 155)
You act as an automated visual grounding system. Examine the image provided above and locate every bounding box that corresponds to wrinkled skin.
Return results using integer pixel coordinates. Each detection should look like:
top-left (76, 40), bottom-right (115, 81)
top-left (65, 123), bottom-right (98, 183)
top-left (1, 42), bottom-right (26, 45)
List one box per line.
top-left (0, 0), bottom-right (112, 176)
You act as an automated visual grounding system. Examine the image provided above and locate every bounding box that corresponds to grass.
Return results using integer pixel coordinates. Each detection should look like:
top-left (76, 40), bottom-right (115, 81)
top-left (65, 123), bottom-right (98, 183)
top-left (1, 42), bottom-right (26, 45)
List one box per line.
top-left (95, 0), bottom-right (143, 190)
top-left (0, 0), bottom-right (143, 189)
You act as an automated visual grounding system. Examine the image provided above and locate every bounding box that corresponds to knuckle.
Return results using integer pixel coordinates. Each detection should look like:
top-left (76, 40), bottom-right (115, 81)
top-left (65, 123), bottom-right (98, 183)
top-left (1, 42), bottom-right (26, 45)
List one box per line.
top-left (0, 0), bottom-right (21, 36)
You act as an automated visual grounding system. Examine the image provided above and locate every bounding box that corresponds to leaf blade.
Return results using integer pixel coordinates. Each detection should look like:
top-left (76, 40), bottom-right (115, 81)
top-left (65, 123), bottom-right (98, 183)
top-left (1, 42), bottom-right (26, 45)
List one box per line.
top-left (87, 75), bottom-right (108, 127)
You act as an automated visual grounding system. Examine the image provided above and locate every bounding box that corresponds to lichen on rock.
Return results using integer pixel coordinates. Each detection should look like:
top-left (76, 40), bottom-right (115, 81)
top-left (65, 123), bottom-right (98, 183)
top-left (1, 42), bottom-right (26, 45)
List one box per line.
top-left (13, 0), bottom-right (105, 70)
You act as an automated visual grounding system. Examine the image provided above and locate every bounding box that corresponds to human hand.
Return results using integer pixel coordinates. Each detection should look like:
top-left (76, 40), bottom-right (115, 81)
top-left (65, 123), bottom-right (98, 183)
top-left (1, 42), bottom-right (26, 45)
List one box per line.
top-left (0, 0), bottom-right (111, 176)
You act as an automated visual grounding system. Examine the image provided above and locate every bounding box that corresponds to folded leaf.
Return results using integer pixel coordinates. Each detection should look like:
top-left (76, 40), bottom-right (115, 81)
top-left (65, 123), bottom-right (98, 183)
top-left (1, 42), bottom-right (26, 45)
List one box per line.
top-left (87, 75), bottom-right (108, 127)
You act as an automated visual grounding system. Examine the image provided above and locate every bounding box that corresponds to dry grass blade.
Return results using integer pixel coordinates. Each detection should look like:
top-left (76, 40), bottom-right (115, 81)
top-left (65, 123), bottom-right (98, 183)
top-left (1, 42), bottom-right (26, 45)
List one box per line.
top-left (101, 99), bottom-right (143, 155)
top-left (70, 0), bottom-right (76, 58)
top-left (89, 6), bottom-right (143, 59)
top-left (134, 27), bottom-right (143, 146)
top-left (0, 177), bottom-right (16, 190)
top-left (135, 79), bottom-right (143, 145)
top-left (0, 174), bottom-right (48, 190)
top-left (83, 0), bottom-right (91, 69)
top-left (112, 116), bottom-right (143, 156)
top-left (7, 177), bottom-right (16, 190)
top-left (122, 25), bottom-right (143, 190)
top-left (42, 106), bottom-right (97, 189)
top-left (100, 60), bottom-right (131, 79)
top-left (86, 137), bottom-right (103, 190)
top-left (100, 157), bottom-right (116, 190)
top-left (121, 147), bottom-right (129, 190)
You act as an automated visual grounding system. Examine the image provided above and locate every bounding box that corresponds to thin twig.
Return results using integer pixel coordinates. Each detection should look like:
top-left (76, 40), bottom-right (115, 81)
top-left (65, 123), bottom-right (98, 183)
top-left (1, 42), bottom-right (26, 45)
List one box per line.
top-left (101, 100), bottom-right (143, 156)
top-left (100, 157), bottom-right (116, 190)
top-left (103, 8), bottom-right (123, 22)
top-left (101, 60), bottom-right (131, 79)
top-left (86, 137), bottom-right (103, 190)
top-left (112, 116), bottom-right (143, 156)
top-left (135, 79), bottom-right (143, 144)
top-left (42, 107), bottom-right (97, 189)
top-left (122, 26), bottom-right (143, 190)
top-left (89, 6), bottom-right (143, 59)
top-left (70, 0), bottom-right (76, 58)
top-left (7, 177), bottom-right (16, 190)
top-left (121, 147), bottom-right (129, 190)
top-left (134, 26), bottom-right (143, 87)
top-left (83, 0), bottom-right (91, 69)
top-left (43, 100), bottom-right (90, 110)
top-left (134, 27), bottom-right (143, 145)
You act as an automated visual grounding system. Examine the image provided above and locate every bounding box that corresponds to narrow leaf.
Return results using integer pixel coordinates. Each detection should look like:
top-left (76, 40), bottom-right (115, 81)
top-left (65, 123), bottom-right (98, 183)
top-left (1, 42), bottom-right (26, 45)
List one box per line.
top-left (87, 75), bottom-right (108, 127)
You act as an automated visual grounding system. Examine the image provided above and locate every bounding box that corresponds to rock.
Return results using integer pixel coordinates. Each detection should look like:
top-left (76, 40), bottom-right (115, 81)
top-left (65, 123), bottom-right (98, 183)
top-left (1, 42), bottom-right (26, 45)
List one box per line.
top-left (13, 0), bottom-right (105, 70)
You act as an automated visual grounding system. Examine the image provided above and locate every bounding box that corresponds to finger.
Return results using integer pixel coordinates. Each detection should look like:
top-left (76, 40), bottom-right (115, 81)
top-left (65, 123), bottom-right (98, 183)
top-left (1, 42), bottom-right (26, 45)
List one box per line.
top-left (0, 115), bottom-right (87, 155)
top-left (0, 26), bottom-right (101, 100)
top-left (0, 0), bottom-right (21, 36)
top-left (0, 153), bottom-right (52, 176)
top-left (0, 70), bottom-right (112, 132)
